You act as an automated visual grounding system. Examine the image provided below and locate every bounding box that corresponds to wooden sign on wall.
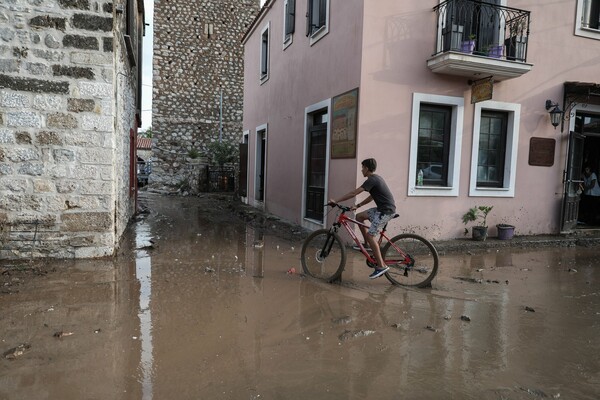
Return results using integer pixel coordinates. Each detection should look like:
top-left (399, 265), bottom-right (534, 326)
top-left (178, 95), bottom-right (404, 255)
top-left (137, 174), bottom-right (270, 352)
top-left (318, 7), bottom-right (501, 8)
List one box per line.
top-left (528, 137), bottom-right (555, 167)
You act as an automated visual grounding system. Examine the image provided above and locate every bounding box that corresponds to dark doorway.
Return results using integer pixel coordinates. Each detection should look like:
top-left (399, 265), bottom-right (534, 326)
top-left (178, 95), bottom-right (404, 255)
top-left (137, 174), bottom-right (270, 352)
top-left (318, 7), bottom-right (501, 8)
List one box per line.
top-left (256, 130), bottom-right (266, 202)
top-left (305, 110), bottom-right (327, 222)
top-left (576, 113), bottom-right (600, 228)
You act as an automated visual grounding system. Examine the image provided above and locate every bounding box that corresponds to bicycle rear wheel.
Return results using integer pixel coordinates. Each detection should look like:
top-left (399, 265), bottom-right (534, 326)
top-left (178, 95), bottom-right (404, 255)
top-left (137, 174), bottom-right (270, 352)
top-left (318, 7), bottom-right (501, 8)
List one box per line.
top-left (301, 229), bottom-right (346, 282)
top-left (381, 233), bottom-right (439, 287)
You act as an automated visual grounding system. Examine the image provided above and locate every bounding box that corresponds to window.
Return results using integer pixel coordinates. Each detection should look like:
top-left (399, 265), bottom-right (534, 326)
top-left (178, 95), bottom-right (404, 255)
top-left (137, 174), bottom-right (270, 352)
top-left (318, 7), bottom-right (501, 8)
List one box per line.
top-left (260, 23), bottom-right (270, 83)
top-left (477, 111), bottom-right (507, 187)
top-left (409, 93), bottom-right (464, 197)
top-left (306, 0), bottom-right (329, 45)
top-left (470, 101), bottom-right (521, 197)
top-left (576, 0), bottom-right (600, 39)
top-left (283, 0), bottom-right (295, 48)
top-left (417, 105), bottom-right (452, 187)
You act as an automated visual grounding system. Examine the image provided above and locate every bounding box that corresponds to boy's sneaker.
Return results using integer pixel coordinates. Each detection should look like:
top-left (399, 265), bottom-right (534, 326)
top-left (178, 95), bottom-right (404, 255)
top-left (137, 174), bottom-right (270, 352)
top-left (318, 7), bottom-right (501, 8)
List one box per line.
top-left (368, 267), bottom-right (389, 279)
top-left (352, 243), bottom-right (371, 252)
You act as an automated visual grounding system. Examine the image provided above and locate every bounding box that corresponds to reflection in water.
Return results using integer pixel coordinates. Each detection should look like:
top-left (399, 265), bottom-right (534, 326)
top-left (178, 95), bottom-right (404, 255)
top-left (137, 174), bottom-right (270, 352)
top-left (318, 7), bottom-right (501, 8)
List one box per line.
top-left (135, 221), bottom-right (154, 400)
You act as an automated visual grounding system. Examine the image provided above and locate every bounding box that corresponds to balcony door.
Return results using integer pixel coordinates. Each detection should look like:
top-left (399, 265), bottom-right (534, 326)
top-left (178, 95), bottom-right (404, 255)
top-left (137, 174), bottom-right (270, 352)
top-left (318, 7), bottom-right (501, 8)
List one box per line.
top-left (444, 0), bottom-right (501, 54)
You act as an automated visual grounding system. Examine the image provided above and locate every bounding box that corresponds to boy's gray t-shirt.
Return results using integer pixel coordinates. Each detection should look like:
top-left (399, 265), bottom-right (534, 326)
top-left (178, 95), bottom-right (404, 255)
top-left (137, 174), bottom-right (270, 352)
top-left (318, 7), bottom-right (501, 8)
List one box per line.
top-left (361, 174), bottom-right (396, 214)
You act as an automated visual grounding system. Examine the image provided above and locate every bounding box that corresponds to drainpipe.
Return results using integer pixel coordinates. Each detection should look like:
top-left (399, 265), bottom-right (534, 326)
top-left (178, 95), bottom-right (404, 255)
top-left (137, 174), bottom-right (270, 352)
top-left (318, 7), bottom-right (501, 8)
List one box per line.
top-left (219, 88), bottom-right (223, 143)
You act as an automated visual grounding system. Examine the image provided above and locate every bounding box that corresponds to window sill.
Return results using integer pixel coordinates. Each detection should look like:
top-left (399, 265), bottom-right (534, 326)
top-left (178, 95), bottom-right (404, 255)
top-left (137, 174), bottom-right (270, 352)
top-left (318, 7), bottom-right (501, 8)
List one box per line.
top-left (283, 35), bottom-right (293, 50)
top-left (309, 26), bottom-right (328, 46)
top-left (575, 26), bottom-right (600, 40)
top-left (302, 217), bottom-right (325, 230)
top-left (409, 185), bottom-right (458, 197)
top-left (470, 187), bottom-right (514, 198)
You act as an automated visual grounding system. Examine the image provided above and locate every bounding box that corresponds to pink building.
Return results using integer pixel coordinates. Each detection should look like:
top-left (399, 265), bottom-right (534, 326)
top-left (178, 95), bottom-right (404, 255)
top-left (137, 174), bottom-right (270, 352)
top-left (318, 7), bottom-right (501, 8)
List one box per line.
top-left (241, 0), bottom-right (600, 241)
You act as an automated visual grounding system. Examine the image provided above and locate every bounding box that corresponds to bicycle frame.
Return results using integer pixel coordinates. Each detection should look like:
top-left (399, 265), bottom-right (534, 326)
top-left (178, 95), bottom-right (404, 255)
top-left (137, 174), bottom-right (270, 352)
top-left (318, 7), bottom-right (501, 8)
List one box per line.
top-left (330, 208), bottom-right (411, 267)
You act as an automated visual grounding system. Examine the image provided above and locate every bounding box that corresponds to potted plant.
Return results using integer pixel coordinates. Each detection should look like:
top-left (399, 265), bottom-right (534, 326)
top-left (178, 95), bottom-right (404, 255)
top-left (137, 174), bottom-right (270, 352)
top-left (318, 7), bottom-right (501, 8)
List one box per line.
top-left (460, 34), bottom-right (476, 54)
top-left (496, 223), bottom-right (515, 240)
top-left (487, 44), bottom-right (503, 58)
top-left (462, 206), bottom-right (493, 241)
top-left (505, 18), bottom-right (527, 61)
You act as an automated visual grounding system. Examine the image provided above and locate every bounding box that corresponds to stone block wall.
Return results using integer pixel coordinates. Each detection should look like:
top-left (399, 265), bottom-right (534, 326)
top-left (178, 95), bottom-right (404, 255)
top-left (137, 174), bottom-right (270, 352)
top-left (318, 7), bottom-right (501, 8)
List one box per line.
top-left (0, 0), bottom-right (143, 259)
top-left (152, 0), bottom-right (259, 188)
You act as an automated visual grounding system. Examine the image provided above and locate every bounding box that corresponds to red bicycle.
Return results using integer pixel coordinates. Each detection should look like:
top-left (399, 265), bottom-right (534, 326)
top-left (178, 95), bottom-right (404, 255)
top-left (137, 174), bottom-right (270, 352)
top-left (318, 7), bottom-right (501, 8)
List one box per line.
top-left (300, 203), bottom-right (439, 287)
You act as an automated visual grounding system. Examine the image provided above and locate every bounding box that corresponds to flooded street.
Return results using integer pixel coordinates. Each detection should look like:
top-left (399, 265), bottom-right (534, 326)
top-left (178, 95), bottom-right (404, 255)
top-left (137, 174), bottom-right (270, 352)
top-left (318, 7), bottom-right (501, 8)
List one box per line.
top-left (1, 193), bottom-right (599, 399)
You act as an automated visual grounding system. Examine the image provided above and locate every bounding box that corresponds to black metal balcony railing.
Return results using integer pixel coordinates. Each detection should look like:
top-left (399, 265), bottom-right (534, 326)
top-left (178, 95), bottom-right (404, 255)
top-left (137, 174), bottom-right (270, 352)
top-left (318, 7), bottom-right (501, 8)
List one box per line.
top-left (433, 0), bottom-right (530, 62)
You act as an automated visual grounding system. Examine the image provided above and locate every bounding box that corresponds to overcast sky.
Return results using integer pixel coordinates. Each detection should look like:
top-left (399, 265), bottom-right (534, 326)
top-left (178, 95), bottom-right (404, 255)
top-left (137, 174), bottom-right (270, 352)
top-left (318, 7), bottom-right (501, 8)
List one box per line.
top-left (141, 0), bottom-right (265, 131)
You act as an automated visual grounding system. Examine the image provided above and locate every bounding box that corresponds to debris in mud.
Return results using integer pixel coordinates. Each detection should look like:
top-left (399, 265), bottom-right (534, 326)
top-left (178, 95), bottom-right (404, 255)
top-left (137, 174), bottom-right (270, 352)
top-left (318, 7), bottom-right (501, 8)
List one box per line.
top-left (3, 343), bottom-right (31, 360)
top-left (524, 306), bottom-right (535, 312)
top-left (252, 240), bottom-right (264, 249)
top-left (53, 331), bottom-right (74, 338)
top-left (486, 279), bottom-right (501, 284)
top-left (454, 276), bottom-right (483, 284)
top-left (338, 329), bottom-right (376, 341)
top-left (460, 315), bottom-right (471, 322)
top-left (205, 267), bottom-right (215, 273)
top-left (444, 315), bottom-right (452, 320)
top-left (94, 329), bottom-right (101, 334)
top-left (568, 268), bottom-right (577, 273)
top-left (476, 268), bottom-right (484, 272)
top-left (286, 267), bottom-right (296, 274)
top-left (519, 387), bottom-right (549, 397)
top-left (331, 316), bottom-right (352, 325)
top-left (425, 325), bottom-right (438, 332)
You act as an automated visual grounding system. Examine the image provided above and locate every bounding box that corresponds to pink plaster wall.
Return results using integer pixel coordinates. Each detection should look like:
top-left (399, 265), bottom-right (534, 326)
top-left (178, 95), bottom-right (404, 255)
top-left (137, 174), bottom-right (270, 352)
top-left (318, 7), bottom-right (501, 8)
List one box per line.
top-left (356, 0), bottom-right (599, 239)
top-left (243, 0), bottom-right (364, 224)
top-left (244, 0), bottom-right (600, 239)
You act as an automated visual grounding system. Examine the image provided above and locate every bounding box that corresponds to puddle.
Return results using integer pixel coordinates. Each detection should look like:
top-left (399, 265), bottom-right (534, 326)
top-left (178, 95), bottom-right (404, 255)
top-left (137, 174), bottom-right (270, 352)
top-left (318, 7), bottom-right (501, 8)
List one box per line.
top-left (0, 193), bottom-right (598, 399)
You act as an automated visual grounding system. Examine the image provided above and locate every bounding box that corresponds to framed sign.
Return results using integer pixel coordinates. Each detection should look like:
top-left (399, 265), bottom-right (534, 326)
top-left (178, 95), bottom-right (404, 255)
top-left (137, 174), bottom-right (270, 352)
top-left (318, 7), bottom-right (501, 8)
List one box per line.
top-left (528, 137), bottom-right (555, 167)
top-left (331, 88), bottom-right (358, 159)
top-left (470, 76), bottom-right (493, 104)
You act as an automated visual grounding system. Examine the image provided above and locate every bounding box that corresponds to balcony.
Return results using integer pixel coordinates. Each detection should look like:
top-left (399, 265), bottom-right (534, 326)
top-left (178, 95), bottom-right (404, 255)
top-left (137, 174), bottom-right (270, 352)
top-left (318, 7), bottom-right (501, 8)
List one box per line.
top-left (427, 0), bottom-right (533, 81)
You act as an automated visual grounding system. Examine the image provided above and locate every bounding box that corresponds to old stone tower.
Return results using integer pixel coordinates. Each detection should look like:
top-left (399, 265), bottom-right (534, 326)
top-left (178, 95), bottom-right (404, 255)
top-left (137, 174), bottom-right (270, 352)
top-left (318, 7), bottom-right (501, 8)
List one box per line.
top-left (0, 0), bottom-right (145, 259)
top-left (152, 0), bottom-right (260, 187)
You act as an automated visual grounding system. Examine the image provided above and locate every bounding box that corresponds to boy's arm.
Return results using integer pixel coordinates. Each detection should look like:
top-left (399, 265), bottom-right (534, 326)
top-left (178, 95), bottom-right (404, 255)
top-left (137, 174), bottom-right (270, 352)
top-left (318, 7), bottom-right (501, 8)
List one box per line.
top-left (329, 186), bottom-right (365, 204)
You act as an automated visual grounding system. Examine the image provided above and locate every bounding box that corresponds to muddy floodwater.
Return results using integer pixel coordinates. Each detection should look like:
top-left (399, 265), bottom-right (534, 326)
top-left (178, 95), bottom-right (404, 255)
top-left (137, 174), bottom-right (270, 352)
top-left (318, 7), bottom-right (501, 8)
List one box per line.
top-left (1, 193), bottom-right (599, 399)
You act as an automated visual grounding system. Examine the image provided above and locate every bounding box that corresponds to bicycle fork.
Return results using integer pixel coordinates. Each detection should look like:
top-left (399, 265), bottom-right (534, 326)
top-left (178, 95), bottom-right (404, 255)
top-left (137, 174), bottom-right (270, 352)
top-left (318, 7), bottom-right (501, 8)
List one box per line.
top-left (319, 228), bottom-right (338, 258)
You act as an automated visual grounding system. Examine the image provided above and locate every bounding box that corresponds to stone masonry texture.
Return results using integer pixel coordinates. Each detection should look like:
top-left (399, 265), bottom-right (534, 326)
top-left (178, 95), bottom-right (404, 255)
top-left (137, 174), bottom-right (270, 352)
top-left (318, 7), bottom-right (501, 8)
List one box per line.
top-left (152, 0), bottom-right (260, 187)
top-left (0, 0), bottom-right (143, 259)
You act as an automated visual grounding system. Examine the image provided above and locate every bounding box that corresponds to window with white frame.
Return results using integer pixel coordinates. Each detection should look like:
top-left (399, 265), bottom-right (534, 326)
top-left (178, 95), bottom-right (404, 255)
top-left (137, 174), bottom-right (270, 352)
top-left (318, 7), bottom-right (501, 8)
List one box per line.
top-left (409, 93), bottom-right (464, 197)
top-left (260, 23), bottom-right (270, 83)
top-left (283, 0), bottom-right (295, 48)
top-left (469, 101), bottom-right (521, 197)
top-left (306, 0), bottom-right (329, 45)
top-left (575, 0), bottom-right (600, 39)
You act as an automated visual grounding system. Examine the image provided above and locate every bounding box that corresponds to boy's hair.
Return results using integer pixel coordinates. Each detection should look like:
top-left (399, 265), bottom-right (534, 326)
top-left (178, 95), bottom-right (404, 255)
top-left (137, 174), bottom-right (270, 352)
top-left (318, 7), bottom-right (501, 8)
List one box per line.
top-left (362, 158), bottom-right (377, 172)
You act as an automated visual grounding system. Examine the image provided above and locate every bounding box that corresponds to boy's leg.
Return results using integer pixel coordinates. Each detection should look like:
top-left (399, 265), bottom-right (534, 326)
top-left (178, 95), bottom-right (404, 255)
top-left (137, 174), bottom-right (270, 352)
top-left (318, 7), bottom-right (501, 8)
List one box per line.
top-left (357, 209), bottom-right (392, 277)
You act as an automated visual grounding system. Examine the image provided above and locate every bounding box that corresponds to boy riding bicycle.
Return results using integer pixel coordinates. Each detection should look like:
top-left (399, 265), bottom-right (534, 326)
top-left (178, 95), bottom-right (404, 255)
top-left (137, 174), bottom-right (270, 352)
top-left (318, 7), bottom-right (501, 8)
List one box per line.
top-left (329, 158), bottom-right (396, 279)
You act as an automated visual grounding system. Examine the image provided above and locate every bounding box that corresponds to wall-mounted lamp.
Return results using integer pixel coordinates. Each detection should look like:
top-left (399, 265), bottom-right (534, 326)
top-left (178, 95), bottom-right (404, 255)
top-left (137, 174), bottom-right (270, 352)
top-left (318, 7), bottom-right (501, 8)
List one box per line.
top-left (545, 100), bottom-right (563, 129)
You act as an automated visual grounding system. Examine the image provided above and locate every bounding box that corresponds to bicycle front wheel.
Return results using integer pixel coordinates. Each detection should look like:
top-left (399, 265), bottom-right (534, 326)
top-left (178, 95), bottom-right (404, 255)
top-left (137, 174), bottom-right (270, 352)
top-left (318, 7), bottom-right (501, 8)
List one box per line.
top-left (301, 229), bottom-right (346, 282)
top-left (381, 233), bottom-right (439, 288)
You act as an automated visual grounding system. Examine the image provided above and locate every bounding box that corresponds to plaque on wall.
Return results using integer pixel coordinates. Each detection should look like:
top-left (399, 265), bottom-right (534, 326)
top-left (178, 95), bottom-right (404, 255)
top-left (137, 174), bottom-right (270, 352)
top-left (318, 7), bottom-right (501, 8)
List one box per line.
top-left (331, 88), bottom-right (358, 159)
top-left (528, 137), bottom-right (555, 167)
top-left (470, 77), bottom-right (493, 104)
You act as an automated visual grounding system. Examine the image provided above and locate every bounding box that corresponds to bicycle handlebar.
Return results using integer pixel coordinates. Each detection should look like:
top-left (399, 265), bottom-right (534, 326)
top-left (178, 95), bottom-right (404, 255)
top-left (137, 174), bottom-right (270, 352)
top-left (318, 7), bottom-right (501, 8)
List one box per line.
top-left (326, 202), bottom-right (352, 212)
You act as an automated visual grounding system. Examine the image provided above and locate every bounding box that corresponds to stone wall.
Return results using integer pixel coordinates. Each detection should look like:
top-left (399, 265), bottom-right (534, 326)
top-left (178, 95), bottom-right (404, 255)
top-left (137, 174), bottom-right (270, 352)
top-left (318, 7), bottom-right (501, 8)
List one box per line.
top-left (152, 0), bottom-right (259, 189)
top-left (0, 0), bottom-right (142, 259)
